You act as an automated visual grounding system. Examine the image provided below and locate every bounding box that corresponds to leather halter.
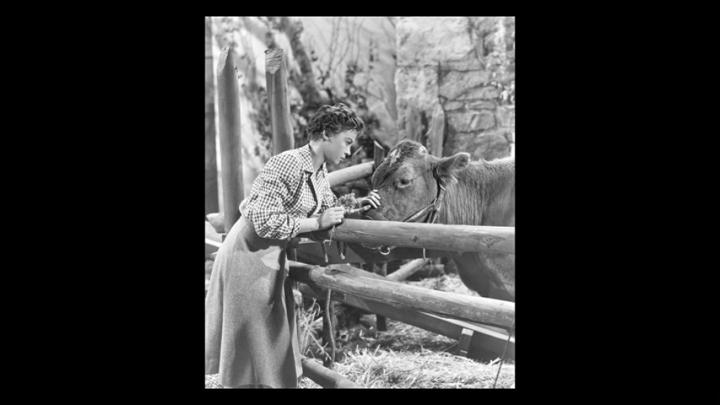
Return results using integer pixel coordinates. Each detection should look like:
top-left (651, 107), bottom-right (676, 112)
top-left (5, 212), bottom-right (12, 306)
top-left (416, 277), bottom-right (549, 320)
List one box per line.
top-left (400, 168), bottom-right (446, 224)
top-left (374, 168), bottom-right (447, 255)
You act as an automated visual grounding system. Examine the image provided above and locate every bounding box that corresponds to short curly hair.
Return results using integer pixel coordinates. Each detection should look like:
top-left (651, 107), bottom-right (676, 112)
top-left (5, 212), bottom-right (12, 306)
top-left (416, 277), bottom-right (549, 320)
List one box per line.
top-left (306, 103), bottom-right (365, 140)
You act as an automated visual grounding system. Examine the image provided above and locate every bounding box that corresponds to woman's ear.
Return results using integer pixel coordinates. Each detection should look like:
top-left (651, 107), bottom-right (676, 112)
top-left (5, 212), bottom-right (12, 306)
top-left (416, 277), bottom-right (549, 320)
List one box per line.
top-left (321, 130), bottom-right (330, 141)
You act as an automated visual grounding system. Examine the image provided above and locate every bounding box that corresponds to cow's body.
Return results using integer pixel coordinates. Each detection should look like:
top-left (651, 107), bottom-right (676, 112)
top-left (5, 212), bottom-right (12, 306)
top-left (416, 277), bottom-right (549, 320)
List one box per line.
top-left (369, 140), bottom-right (515, 301)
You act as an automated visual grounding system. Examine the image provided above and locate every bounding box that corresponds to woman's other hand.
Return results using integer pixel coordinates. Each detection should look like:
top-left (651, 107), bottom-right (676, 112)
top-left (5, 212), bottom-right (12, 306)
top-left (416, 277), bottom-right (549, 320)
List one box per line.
top-left (357, 189), bottom-right (382, 211)
top-left (318, 207), bottom-right (346, 229)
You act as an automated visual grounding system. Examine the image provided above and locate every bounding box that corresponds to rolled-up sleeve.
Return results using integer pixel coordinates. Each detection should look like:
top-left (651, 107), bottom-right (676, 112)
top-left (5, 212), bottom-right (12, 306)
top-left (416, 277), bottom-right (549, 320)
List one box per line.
top-left (243, 155), bottom-right (302, 240)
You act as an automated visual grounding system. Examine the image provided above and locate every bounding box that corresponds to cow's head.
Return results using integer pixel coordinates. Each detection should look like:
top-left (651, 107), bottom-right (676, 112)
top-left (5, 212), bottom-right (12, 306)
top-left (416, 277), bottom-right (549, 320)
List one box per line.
top-left (369, 140), bottom-right (470, 222)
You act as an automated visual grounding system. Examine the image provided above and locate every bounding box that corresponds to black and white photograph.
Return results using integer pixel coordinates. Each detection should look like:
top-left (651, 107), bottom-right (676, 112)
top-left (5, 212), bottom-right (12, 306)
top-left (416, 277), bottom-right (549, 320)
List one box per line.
top-left (204, 16), bottom-right (515, 389)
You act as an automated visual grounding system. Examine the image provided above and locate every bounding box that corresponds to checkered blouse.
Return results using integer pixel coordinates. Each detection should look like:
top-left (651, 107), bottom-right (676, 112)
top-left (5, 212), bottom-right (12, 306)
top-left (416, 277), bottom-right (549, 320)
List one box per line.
top-left (239, 144), bottom-right (338, 240)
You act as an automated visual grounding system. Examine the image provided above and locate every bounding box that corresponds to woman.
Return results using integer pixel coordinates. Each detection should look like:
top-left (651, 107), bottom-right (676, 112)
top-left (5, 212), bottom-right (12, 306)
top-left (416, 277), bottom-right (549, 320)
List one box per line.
top-left (205, 103), bottom-right (381, 388)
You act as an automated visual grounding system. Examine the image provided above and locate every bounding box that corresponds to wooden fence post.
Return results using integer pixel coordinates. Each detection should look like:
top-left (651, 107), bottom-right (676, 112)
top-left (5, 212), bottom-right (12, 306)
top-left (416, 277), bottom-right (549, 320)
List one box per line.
top-left (216, 46), bottom-right (244, 233)
top-left (425, 103), bottom-right (445, 157)
top-left (265, 47), bottom-right (294, 155)
top-left (374, 262), bottom-right (388, 331)
top-left (426, 105), bottom-right (444, 272)
top-left (205, 17), bottom-right (219, 214)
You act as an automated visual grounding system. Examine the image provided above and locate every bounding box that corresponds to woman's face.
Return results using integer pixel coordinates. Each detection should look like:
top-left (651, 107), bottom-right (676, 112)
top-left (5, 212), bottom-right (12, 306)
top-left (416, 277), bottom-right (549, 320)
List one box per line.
top-left (323, 129), bottom-right (358, 164)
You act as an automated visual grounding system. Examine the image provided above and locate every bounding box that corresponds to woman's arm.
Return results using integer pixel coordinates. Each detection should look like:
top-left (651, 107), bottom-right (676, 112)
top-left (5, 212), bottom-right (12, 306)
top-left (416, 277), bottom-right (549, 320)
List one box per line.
top-left (297, 217), bottom-right (321, 234)
top-left (298, 208), bottom-right (345, 241)
top-left (243, 156), bottom-right (304, 240)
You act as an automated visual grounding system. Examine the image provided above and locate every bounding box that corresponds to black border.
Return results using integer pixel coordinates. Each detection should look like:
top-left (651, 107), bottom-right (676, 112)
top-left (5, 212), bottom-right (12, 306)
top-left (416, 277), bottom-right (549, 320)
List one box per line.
top-left (43, 13), bottom-right (697, 397)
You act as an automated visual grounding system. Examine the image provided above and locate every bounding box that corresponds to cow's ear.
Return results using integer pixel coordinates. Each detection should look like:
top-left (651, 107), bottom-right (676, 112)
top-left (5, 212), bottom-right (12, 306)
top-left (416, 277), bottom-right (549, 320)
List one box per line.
top-left (434, 152), bottom-right (470, 178)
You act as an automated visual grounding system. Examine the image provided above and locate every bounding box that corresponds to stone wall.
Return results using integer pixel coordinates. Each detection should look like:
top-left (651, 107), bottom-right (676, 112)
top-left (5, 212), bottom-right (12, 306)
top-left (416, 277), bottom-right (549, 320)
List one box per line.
top-left (395, 17), bottom-right (514, 160)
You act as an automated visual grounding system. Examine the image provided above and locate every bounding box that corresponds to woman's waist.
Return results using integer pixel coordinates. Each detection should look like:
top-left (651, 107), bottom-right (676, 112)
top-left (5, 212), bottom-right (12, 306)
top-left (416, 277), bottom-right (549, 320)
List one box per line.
top-left (234, 215), bottom-right (289, 250)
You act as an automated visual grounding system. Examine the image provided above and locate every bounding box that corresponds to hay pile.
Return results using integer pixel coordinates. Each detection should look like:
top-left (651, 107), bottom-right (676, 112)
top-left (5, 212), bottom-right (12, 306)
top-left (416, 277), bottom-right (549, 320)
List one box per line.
top-left (328, 346), bottom-right (514, 388)
top-left (406, 273), bottom-right (481, 297)
top-left (307, 316), bottom-right (514, 388)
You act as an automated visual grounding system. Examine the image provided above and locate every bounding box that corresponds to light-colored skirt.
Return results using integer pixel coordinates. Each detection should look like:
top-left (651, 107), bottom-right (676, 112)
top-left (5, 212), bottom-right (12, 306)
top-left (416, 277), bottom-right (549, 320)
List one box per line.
top-left (205, 216), bottom-right (302, 388)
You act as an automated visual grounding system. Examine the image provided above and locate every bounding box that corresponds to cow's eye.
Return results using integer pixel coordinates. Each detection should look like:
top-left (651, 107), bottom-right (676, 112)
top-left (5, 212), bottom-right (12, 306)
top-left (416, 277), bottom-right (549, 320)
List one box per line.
top-left (398, 178), bottom-right (412, 187)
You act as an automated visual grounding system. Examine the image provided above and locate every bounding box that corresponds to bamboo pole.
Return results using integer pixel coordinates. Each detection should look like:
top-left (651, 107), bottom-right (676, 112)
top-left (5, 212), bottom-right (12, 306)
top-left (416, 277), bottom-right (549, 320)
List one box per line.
top-left (288, 261), bottom-right (514, 328)
top-left (326, 162), bottom-right (374, 187)
top-left (265, 48), bottom-right (294, 155)
top-left (216, 46), bottom-right (244, 233)
top-left (331, 219), bottom-right (514, 255)
top-left (301, 358), bottom-right (360, 388)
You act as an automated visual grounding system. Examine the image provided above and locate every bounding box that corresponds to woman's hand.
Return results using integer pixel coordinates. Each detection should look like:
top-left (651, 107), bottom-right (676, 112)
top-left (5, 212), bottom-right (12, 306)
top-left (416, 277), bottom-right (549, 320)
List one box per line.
top-left (357, 189), bottom-right (382, 211)
top-left (318, 207), bottom-right (346, 229)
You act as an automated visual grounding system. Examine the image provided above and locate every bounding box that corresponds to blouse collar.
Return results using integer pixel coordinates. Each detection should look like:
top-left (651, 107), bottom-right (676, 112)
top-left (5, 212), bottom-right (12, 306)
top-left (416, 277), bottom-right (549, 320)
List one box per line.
top-left (299, 144), bottom-right (327, 175)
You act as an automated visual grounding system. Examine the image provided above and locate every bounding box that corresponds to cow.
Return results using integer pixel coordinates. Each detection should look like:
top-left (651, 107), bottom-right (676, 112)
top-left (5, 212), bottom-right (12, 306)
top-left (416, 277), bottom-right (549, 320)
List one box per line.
top-left (366, 139), bottom-right (515, 301)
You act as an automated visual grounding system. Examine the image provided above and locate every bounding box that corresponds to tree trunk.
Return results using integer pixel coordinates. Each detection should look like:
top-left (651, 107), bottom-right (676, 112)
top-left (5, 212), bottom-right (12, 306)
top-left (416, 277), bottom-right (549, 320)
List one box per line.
top-left (274, 17), bottom-right (326, 108)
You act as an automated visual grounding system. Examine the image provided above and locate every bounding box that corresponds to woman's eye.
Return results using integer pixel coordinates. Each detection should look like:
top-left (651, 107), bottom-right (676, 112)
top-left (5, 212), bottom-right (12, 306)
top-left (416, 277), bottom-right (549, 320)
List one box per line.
top-left (399, 178), bottom-right (411, 186)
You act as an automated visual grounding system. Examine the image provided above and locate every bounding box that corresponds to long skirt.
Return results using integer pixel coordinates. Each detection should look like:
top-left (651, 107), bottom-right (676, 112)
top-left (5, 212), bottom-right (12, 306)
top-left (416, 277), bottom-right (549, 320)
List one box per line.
top-left (205, 216), bottom-right (302, 388)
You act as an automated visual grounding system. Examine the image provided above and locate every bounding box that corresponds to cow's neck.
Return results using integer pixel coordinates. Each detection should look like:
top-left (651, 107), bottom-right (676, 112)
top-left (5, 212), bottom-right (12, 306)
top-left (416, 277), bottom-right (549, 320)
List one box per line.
top-left (481, 159), bottom-right (514, 226)
top-left (436, 158), bottom-right (514, 226)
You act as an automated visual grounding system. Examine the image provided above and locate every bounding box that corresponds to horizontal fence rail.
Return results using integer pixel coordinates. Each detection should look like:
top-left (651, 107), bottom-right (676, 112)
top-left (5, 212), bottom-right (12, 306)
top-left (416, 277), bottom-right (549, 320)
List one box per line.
top-left (326, 162), bottom-right (374, 187)
top-left (288, 261), bottom-right (515, 329)
top-left (329, 219), bottom-right (514, 255)
top-left (297, 272), bottom-right (515, 360)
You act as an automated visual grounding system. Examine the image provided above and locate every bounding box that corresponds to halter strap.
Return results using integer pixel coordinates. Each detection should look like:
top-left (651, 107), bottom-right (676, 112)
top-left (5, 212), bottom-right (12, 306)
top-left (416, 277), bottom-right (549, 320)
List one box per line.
top-left (401, 168), bottom-right (446, 224)
top-left (375, 169), bottom-right (446, 256)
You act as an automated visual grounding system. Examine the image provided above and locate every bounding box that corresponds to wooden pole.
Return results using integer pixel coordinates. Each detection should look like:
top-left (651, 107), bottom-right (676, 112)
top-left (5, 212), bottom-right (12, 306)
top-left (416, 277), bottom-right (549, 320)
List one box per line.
top-left (216, 46), bottom-right (244, 233)
top-left (386, 258), bottom-right (428, 282)
top-left (425, 103), bottom-right (446, 270)
top-left (288, 261), bottom-right (514, 329)
top-left (373, 140), bottom-right (386, 169)
top-left (265, 48), bottom-right (294, 155)
top-left (322, 289), bottom-right (337, 369)
top-left (205, 17), bottom-right (219, 214)
top-left (373, 262), bottom-right (387, 331)
top-left (425, 103), bottom-right (445, 157)
top-left (301, 358), bottom-right (360, 388)
top-left (331, 219), bottom-right (514, 255)
top-left (405, 106), bottom-right (422, 142)
top-left (326, 162), bottom-right (374, 187)
top-left (423, 104), bottom-right (442, 280)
